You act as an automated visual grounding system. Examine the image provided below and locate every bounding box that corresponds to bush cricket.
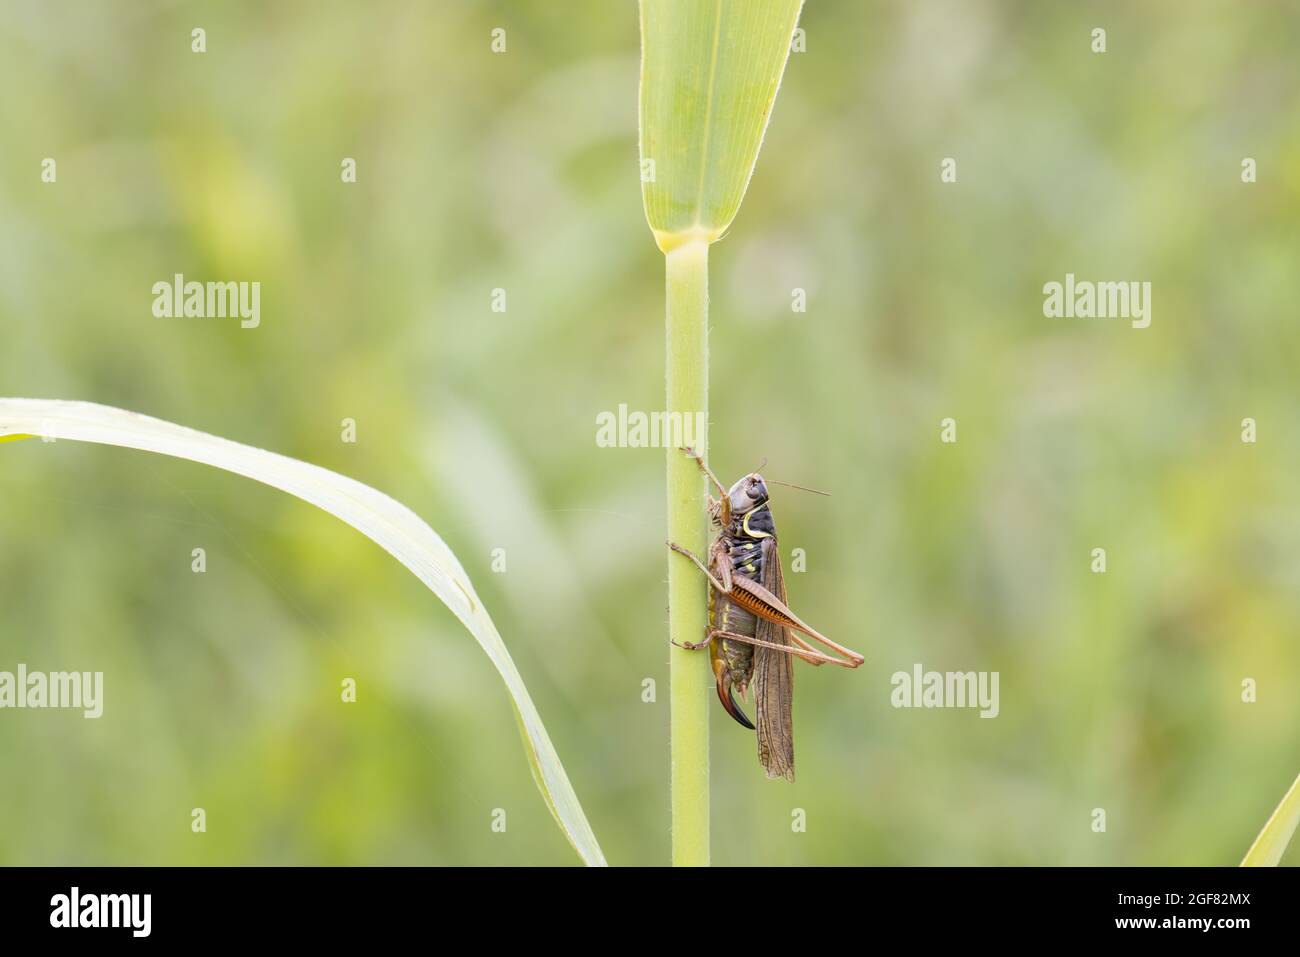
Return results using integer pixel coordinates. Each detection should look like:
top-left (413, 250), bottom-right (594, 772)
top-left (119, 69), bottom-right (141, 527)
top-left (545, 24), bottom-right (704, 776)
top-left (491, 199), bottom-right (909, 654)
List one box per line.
top-left (667, 447), bottom-right (863, 781)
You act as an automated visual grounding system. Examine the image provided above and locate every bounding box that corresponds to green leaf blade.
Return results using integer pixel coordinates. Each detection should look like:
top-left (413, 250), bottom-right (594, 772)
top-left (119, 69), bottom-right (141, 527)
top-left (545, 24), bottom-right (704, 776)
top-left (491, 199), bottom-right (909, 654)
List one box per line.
top-left (1241, 772), bottom-right (1300, 866)
top-left (639, 0), bottom-right (804, 251)
top-left (0, 398), bottom-right (606, 867)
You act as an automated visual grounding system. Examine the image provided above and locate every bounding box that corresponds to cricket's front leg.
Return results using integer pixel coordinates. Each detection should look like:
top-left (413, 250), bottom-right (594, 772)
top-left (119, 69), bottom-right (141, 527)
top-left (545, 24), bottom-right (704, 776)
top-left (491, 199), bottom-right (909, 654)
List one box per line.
top-left (678, 447), bottom-right (730, 526)
top-left (679, 446), bottom-right (728, 500)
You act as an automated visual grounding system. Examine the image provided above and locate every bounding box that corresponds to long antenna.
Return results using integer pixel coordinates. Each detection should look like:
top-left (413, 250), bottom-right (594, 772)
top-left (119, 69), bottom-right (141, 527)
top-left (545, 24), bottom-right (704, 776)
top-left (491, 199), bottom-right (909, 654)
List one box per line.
top-left (768, 479), bottom-right (831, 497)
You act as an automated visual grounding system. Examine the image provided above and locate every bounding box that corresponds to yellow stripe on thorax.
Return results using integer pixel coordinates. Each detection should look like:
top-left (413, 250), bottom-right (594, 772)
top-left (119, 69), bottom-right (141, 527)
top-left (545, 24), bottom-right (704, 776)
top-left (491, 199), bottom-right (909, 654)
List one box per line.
top-left (741, 508), bottom-right (772, 539)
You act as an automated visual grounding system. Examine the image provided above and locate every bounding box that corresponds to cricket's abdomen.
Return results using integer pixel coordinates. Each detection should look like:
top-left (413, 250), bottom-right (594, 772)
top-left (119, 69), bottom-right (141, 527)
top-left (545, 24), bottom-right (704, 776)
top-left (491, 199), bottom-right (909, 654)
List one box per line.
top-left (711, 591), bottom-right (755, 678)
top-left (708, 530), bottom-right (768, 729)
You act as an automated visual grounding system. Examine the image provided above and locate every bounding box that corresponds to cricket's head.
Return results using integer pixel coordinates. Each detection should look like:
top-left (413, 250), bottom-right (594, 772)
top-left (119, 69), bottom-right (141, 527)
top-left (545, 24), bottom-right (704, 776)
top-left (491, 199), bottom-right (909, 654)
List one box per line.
top-left (726, 473), bottom-right (770, 516)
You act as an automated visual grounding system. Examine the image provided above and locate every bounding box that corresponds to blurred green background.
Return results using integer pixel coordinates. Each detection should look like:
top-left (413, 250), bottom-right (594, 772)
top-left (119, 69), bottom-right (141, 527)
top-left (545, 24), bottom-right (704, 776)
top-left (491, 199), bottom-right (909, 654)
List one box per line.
top-left (2, 0), bottom-right (1299, 866)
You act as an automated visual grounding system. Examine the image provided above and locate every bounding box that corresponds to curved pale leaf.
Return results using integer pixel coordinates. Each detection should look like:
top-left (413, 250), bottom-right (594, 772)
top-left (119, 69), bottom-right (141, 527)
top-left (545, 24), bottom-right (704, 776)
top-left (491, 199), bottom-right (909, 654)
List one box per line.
top-left (639, 0), bottom-right (805, 251)
top-left (0, 398), bottom-right (606, 867)
top-left (1241, 772), bottom-right (1300, 866)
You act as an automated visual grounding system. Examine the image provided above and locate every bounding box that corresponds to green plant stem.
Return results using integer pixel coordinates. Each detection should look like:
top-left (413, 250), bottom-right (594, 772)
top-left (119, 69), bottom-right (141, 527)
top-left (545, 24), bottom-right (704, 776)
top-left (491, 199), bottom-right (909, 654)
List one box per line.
top-left (665, 238), bottom-right (710, 866)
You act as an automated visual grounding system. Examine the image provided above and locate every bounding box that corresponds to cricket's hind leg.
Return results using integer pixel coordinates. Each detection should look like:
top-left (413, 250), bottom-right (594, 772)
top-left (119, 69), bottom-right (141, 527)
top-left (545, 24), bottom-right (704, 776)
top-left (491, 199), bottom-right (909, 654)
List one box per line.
top-left (705, 628), bottom-right (845, 667)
